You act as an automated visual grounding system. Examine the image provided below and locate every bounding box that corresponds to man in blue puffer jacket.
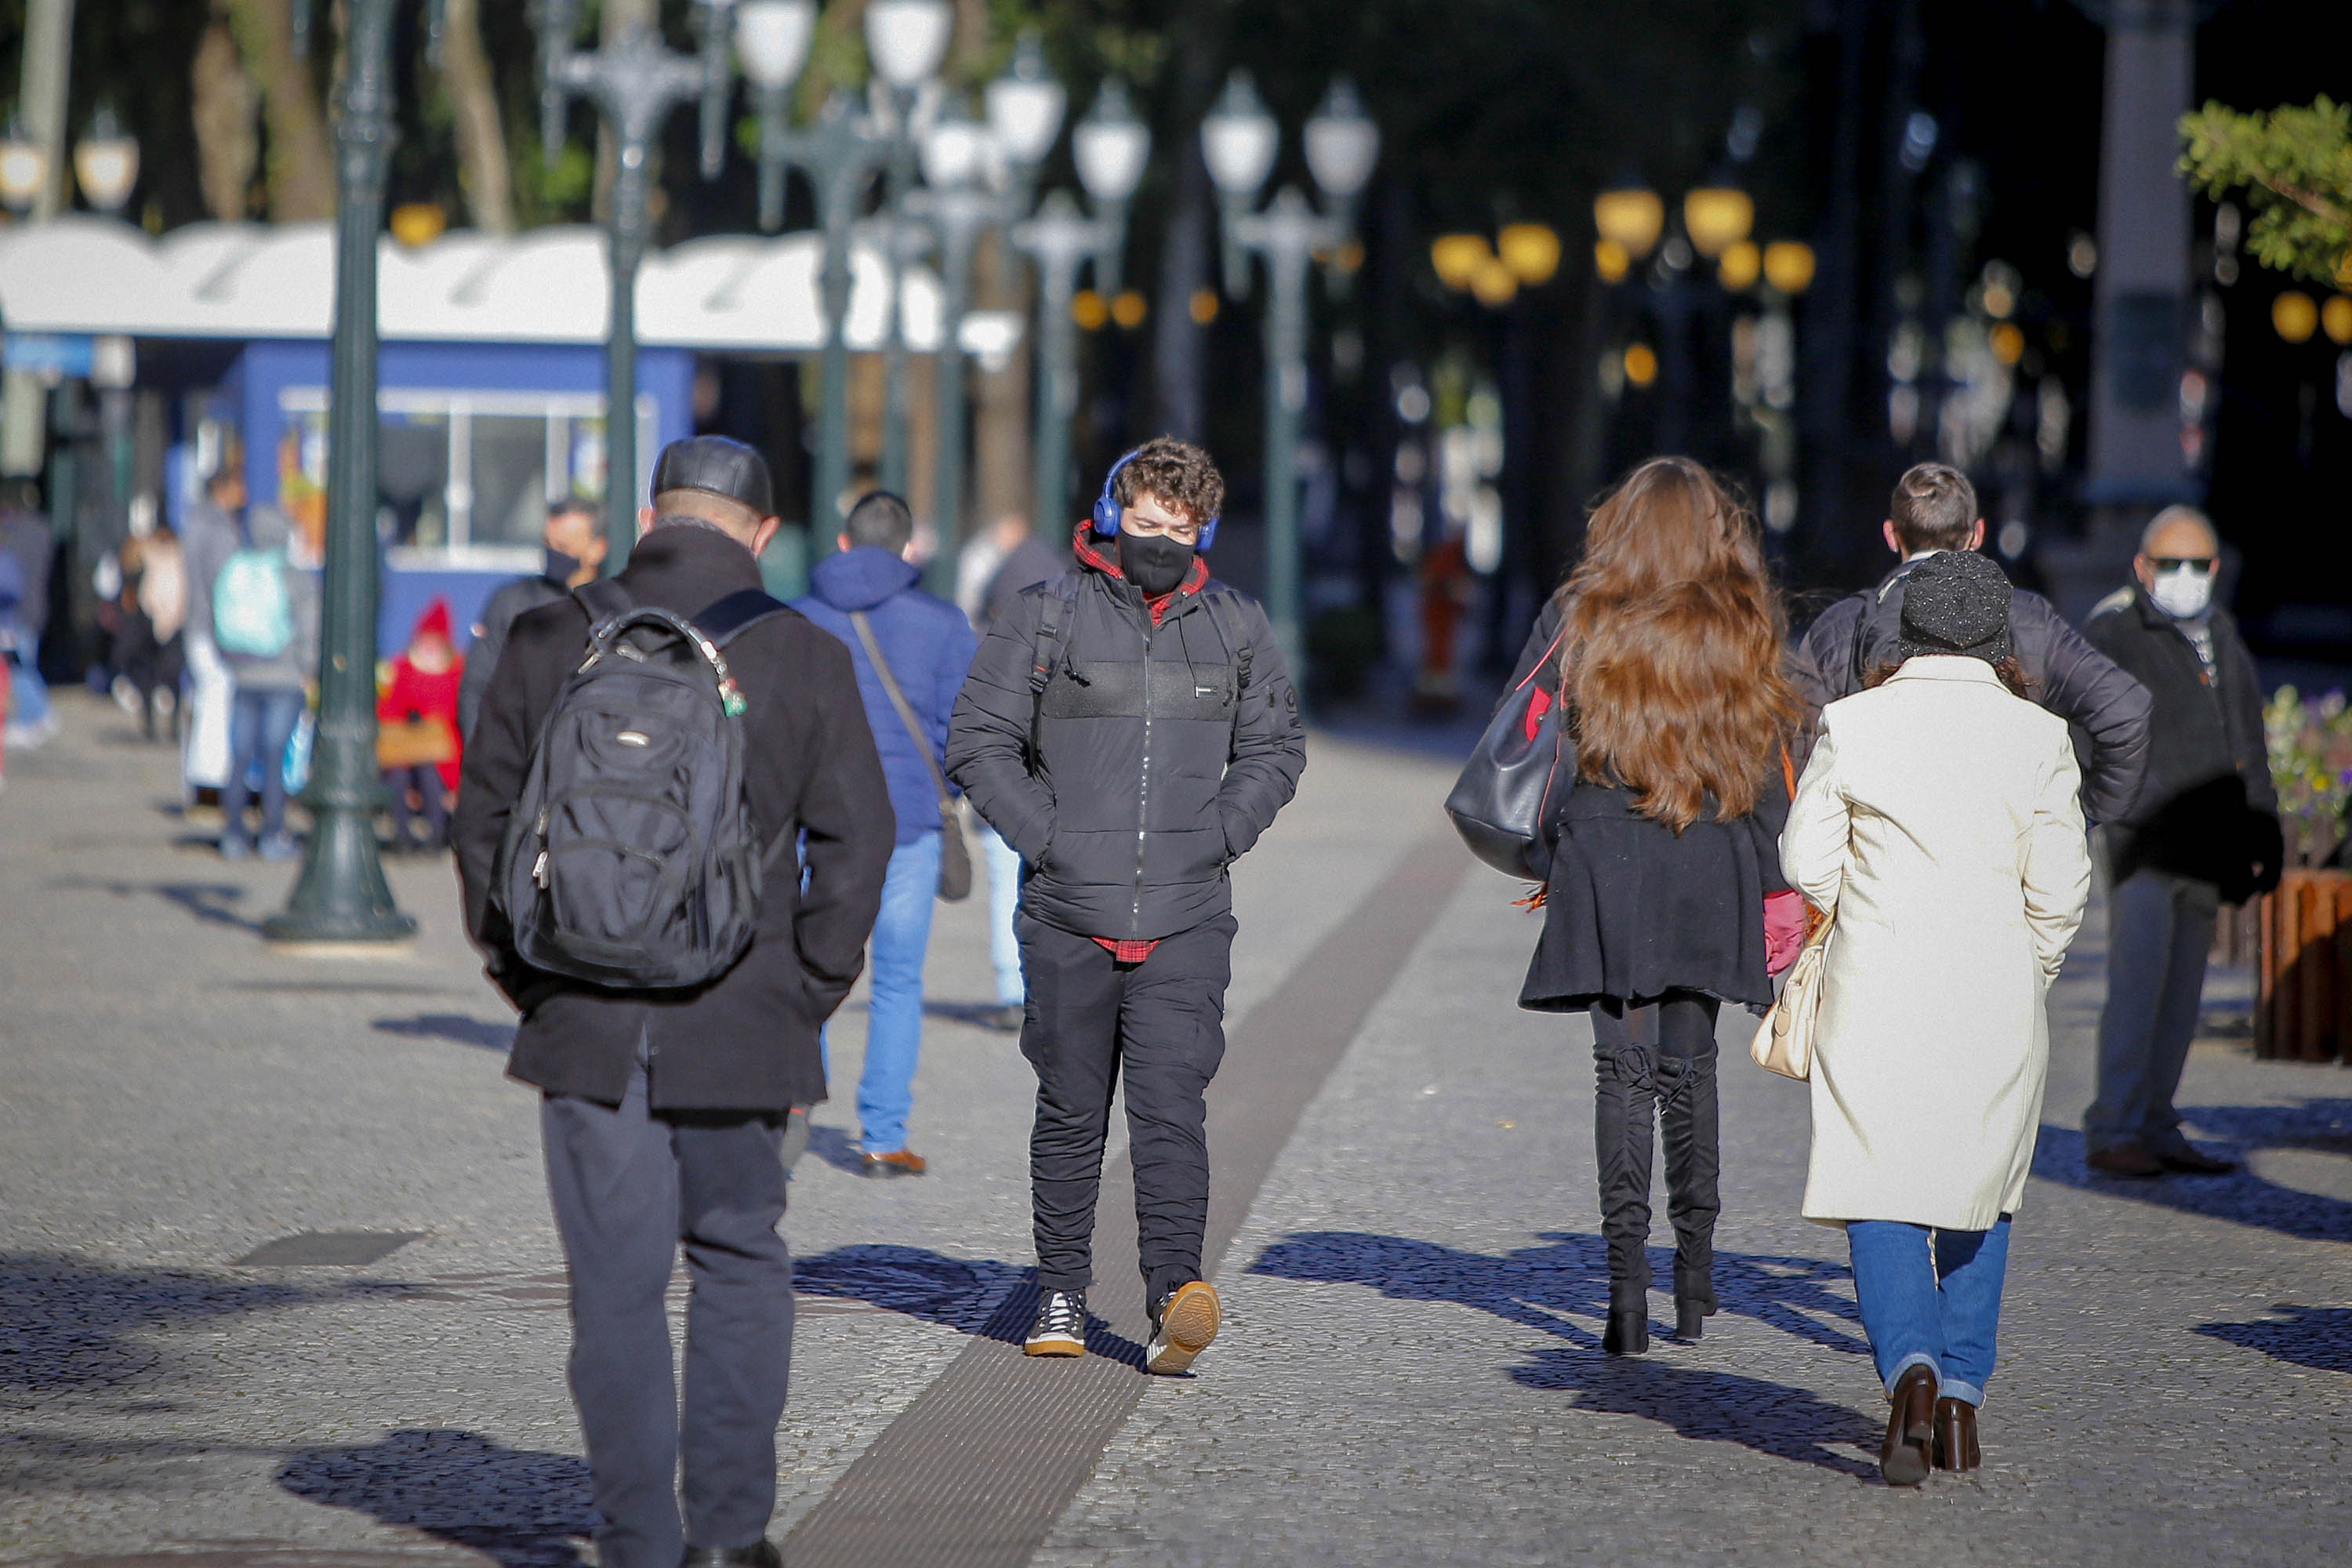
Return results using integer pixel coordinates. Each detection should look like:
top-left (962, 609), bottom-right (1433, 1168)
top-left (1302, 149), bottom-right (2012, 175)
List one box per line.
top-left (793, 491), bottom-right (978, 1177)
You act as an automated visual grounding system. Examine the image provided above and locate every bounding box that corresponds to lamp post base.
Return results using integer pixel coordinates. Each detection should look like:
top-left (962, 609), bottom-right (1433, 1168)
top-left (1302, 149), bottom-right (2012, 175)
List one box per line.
top-left (262, 810), bottom-right (419, 946)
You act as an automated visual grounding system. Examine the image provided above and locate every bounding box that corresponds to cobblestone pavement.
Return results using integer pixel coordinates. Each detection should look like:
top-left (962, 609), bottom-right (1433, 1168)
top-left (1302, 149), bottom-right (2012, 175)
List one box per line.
top-left (5, 690), bottom-right (2350, 1565)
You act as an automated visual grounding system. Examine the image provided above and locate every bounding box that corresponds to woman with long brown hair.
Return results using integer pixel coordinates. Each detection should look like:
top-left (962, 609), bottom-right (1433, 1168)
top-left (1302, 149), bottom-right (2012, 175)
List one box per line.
top-left (1506, 457), bottom-right (1802, 1355)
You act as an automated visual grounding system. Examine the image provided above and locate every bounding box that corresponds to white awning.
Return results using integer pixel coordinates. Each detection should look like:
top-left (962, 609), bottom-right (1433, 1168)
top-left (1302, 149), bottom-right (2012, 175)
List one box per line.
top-left (0, 216), bottom-right (1019, 357)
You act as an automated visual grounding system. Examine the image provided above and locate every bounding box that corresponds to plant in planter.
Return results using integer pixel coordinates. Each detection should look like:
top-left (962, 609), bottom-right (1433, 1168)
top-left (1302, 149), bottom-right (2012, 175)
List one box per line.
top-left (2263, 685), bottom-right (2352, 867)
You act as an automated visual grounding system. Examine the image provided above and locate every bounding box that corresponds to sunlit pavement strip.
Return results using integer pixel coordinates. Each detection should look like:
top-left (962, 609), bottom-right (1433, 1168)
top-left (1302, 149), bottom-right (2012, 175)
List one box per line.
top-left (5, 692), bottom-right (2350, 1563)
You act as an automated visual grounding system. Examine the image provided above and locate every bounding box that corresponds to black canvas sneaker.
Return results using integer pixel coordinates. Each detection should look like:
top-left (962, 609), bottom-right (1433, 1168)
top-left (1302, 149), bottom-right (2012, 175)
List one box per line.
top-left (1144, 1279), bottom-right (1221, 1375)
top-left (1024, 1289), bottom-right (1087, 1357)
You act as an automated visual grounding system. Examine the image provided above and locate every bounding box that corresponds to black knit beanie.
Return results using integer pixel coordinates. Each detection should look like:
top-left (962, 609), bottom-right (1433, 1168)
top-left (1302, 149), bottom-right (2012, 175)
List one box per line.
top-left (1892, 550), bottom-right (2013, 664)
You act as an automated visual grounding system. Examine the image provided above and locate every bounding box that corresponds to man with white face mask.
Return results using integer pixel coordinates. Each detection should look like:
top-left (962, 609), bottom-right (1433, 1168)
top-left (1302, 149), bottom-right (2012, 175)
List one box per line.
top-left (2082, 506), bottom-right (2281, 1178)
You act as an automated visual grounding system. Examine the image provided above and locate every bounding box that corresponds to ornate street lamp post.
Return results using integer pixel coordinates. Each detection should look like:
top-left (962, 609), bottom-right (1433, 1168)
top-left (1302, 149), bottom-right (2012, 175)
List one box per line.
top-left (536, 0), bottom-right (739, 573)
top-left (265, 0), bottom-right (413, 944)
top-left (863, 0), bottom-right (953, 498)
top-left (1209, 74), bottom-right (1378, 678)
top-left (1069, 78), bottom-right (1150, 297)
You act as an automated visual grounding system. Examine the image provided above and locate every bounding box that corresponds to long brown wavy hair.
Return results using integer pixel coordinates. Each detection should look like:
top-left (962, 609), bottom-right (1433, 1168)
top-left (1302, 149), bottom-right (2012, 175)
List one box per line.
top-left (1555, 458), bottom-right (1801, 831)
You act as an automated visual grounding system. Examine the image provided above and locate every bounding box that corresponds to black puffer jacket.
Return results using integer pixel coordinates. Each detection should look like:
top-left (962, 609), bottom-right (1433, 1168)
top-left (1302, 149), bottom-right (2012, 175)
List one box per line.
top-left (1791, 554), bottom-right (2151, 824)
top-left (2085, 584), bottom-right (2281, 899)
top-left (946, 528), bottom-right (1306, 942)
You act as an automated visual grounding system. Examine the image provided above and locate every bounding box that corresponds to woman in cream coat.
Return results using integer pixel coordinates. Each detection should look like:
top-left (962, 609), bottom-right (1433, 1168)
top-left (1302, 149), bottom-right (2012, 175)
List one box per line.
top-left (1781, 550), bottom-right (2092, 1486)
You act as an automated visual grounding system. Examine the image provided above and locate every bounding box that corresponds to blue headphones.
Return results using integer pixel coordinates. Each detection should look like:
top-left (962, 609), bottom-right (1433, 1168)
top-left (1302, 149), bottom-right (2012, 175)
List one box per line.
top-left (1092, 448), bottom-right (1219, 550)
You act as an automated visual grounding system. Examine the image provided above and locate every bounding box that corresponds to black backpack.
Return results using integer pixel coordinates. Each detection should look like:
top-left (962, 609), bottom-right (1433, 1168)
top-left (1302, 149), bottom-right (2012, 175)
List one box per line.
top-left (492, 579), bottom-right (790, 990)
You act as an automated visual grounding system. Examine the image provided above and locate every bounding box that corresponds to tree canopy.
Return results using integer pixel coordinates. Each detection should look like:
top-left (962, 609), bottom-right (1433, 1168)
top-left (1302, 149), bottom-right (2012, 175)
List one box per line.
top-left (2180, 96), bottom-right (2352, 289)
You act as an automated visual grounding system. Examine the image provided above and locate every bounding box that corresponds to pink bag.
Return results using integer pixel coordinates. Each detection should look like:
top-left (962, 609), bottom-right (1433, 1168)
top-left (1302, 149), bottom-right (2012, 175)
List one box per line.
top-left (1762, 745), bottom-right (1804, 976)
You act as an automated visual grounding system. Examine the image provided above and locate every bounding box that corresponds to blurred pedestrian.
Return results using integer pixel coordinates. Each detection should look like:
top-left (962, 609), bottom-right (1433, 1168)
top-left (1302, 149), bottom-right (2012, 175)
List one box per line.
top-left (378, 598), bottom-right (464, 853)
top-left (1508, 458), bottom-right (1802, 1356)
top-left (124, 524), bottom-right (189, 741)
top-left (967, 514), bottom-right (1071, 1028)
top-left (459, 497), bottom-right (607, 742)
top-left (0, 477), bottom-right (57, 751)
top-left (454, 437), bottom-right (892, 1568)
top-left (213, 506), bottom-right (318, 861)
top-left (2080, 506), bottom-right (2280, 1178)
top-left (1782, 549), bottom-right (2092, 1484)
top-left (949, 437), bottom-right (1306, 1375)
top-left (1791, 462), bottom-right (2150, 823)
top-left (791, 489), bottom-right (979, 1177)
top-left (180, 466), bottom-right (247, 797)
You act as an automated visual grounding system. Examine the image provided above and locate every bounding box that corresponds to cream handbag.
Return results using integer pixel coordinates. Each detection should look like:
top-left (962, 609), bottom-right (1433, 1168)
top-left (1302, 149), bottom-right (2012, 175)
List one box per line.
top-left (1750, 907), bottom-right (1831, 1080)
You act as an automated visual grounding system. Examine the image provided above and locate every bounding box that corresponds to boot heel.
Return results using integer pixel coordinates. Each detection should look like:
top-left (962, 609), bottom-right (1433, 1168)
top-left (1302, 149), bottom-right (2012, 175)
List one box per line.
top-left (1675, 1298), bottom-right (1711, 1341)
top-left (1878, 1365), bottom-right (1937, 1486)
top-left (1602, 1307), bottom-right (1650, 1356)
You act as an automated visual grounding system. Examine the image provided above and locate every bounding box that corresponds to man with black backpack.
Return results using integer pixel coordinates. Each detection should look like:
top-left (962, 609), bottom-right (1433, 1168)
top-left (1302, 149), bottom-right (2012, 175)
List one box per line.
top-left (1790, 461), bottom-right (2151, 826)
top-left (946, 437), bottom-right (1307, 1376)
top-left (452, 436), bottom-right (894, 1568)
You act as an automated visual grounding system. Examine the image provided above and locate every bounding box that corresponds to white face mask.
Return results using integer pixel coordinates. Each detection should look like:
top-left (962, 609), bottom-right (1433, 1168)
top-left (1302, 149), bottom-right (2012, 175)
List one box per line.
top-left (2149, 564), bottom-right (2213, 619)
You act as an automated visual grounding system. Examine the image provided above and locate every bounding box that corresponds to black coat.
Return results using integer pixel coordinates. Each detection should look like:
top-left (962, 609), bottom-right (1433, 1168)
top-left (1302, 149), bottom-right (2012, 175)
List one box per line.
top-left (946, 530), bottom-right (1306, 942)
top-left (458, 571), bottom-right (568, 742)
top-left (1791, 557), bottom-right (2151, 824)
top-left (1510, 601), bottom-right (1792, 1014)
top-left (452, 523), bottom-right (896, 1112)
top-left (2085, 585), bottom-right (2281, 899)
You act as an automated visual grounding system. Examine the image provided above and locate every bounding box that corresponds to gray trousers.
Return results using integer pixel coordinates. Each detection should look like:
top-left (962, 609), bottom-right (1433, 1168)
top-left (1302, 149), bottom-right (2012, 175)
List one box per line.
top-left (2085, 867), bottom-right (2220, 1155)
top-left (542, 1063), bottom-right (792, 1568)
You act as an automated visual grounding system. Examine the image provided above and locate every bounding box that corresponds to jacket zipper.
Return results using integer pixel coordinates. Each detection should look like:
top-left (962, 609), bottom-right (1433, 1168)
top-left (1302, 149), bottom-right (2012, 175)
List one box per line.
top-left (1133, 608), bottom-right (1153, 937)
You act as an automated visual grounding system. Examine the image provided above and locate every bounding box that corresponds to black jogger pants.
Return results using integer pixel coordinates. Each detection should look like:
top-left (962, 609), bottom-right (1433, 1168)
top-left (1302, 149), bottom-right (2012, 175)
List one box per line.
top-left (1018, 909), bottom-right (1236, 1308)
top-left (1588, 991), bottom-right (1722, 1312)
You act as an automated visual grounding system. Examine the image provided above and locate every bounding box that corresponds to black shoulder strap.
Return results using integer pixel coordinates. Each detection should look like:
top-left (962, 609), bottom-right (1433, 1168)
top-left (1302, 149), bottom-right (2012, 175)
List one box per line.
top-left (1202, 587), bottom-right (1255, 698)
top-left (573, 577), bottom-right (632, 626)
top-left (694, 586), bottom-right (789, 645)
top-left (1028, 574), bottom-right (1080, 696)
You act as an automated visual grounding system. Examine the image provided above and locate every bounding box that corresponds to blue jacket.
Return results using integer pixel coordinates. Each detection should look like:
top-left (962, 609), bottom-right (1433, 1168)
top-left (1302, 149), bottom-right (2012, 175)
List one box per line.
top-left (794, 547), bottom-right (979, 845)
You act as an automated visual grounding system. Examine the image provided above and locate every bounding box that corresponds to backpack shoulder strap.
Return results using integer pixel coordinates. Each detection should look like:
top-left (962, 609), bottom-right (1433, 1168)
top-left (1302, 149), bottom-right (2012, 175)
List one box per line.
top-left (1202, 586), bottom-right (1255, 696)
top-left (573, 577), bottom-right (632, 627)
top-left (694, 586), bottom-right (789, 645)
top-left (1028, 573), bottom-right (1080, 697)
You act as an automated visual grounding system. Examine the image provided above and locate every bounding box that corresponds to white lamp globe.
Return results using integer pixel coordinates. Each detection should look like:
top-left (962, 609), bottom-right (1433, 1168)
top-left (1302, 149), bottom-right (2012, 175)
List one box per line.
top-left (1200, 70), bottom-right (1278, 200)
top-left (1073, 78), bottom-right (1150, 205)
top-left (1303, 78), bottom-right (1378, 201)
top-left (985, 32), bottom-right (1066, 170)
top-left (920, 103), bottom-right (989, 191)
top-left (736, 0), bottom-right (817, 92)
top-left (864, 0), bottom-right (953, 90)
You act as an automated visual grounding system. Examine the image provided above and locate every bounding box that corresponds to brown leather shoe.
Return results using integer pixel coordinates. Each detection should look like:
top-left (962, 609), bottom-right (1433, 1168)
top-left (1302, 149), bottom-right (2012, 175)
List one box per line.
top-left (861, 1148), bottom-right (927, 1178)
top-left (1878, 1363), bottom-right (1936, 1486)
top-left (2156, 1145), bottom-right (2238, 1175)
top-left (1932, 1396), bottom-right (1980, 1472)
top-left (2086, 1143), bottom-right (2165, 1178)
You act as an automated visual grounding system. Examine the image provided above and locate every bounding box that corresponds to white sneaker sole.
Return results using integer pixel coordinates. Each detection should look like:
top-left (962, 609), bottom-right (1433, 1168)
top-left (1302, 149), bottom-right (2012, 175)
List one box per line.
top-left (1024, 1331), bottom-right (1084, 1358)
top-left (1144, 1280), bottom-right (1221, 1375)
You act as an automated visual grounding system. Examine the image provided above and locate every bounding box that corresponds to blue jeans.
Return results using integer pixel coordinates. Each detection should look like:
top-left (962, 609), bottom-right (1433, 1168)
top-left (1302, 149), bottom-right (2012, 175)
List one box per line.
top-left (858, 831), bottom-right (942, 1155)
top-left (1846, 1217), bottom-right (2012, 1407)
top-left (981, 822), bottom-right (1025, 1007)
top-left (5, 628), bottom-right (48, 727)
top-left (223, 686), bottom-right (305, 847)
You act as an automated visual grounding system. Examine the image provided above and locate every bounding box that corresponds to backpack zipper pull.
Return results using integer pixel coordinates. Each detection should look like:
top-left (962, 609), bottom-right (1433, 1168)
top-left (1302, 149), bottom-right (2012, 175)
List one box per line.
top-left (532, 849), bottom-right (550, 887)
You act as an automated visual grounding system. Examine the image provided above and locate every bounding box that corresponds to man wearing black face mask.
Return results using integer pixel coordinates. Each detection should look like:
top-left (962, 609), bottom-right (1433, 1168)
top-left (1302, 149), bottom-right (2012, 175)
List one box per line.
top-left (947, 436), bottom-right (1306, 1376)
top-left (459, 498), bottom-right (608, 742)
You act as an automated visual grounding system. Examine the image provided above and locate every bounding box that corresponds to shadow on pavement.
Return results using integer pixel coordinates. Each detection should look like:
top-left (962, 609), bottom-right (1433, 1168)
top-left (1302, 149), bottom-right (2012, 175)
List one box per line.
top-left (2193, 1305), bottom-right (2352, 1374)
top-left (804, 1123), bottom-right (869, 1176)
top-left (276, 1428), bottom-right (593, 1568)
top-left (372, 1013), bottom-right (517, 1052)
top-left (2032, 1109), bottom-right (2352, 1243)
top-left (788, 1244), bottom-right (1148, 1365)
top-left (45, 875), bottom-right (262, 932)
top-left (0, 1254), bottom-right (401, 1395)
top-left (1509, 1352), bottom-right (1882, 1479)
top-left (1247, 1230), bottom-right (1869, 1357)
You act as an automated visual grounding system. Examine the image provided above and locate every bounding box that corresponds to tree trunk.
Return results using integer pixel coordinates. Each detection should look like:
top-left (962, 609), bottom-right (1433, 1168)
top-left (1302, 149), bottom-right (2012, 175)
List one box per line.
top-left (224, 0), bottom-right (335, 221)
top-left (971, 227), bottom-right (1033, 528)
top-left (191, 4), bottom-right (260, 222)
top-left (440, 0), bottom-right (514, 233)
top-left (1148, 0), bottom-right (1227, 442)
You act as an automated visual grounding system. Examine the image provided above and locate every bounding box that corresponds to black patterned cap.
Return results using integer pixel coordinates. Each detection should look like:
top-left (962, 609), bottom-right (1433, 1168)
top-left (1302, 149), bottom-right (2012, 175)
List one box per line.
top-left (1893, 550), bottom-right (2013, 664)
top-left (651, 435), bottom-right (774, 518)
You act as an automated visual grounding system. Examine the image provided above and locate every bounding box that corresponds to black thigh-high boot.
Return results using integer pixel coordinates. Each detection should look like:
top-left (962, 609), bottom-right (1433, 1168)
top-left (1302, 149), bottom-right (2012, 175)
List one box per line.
top-left (1653, 990), bottom-right (1722, 1338)
top-left (1589, 1000), bottom-right (1657, 1352)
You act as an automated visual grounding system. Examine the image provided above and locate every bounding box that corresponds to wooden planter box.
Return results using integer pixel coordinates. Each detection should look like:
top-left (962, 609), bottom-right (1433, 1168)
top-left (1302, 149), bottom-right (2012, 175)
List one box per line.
top-left (2256, 866), bottom-right (2352, 1062)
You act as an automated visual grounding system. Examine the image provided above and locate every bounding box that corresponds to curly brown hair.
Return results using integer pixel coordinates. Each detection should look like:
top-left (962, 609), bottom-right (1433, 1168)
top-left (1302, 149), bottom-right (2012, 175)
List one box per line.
top-left (1112, 436), bottom-right (1225, 531)
top-left (1555, 458), bottom-right (1802, 832)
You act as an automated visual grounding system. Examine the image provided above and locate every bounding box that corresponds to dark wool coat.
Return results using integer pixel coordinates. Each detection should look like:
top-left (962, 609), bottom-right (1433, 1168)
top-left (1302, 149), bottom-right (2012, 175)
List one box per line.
top-left (946, 528), bottom-right (1306, 942)
top-left (1791, 556), bottom-right (2151, 824)
top-left (1510, 599), bottom-right (1792, 1014)
top-left (2085, 584), bottom-right (2280, 899)
top-left (452, 523), bottom-right (896, 1112)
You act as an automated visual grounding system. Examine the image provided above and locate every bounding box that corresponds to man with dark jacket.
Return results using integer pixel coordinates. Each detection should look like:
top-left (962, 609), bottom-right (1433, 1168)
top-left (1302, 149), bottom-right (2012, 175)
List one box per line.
top-left (2081, 506), bottom-right (2280, 1178)
top-left (457, 496), bottom-right (606, 742)
top-left (1791, 462), bottom-right (2151, 824)
top-left (791, 489), bottom-right (978, 1176)
top-left (947, 437), bottom-right (1307, 1376)
top-left (453, 437), bottom-right (894, 1568)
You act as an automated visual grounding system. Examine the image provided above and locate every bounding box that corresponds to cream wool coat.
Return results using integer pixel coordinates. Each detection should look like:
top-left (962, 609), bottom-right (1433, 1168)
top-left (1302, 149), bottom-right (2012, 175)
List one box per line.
top-left (1781, 657), bottom-right (2092, 1232)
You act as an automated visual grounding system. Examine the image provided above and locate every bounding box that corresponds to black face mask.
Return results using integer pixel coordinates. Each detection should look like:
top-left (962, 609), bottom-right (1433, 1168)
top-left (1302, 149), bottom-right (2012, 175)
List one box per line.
top-left (1116, 529), bottom-right (1195, 597)
top-left (544, 546), bottom-right (582, 583)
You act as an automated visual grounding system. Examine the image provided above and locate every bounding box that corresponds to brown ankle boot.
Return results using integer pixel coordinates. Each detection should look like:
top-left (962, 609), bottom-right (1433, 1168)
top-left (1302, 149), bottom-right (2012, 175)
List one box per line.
top-left (1878, 1364), bottom-right (1937, 1486)
top-left (1933, 1396), bottom-right (1980, 1472)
